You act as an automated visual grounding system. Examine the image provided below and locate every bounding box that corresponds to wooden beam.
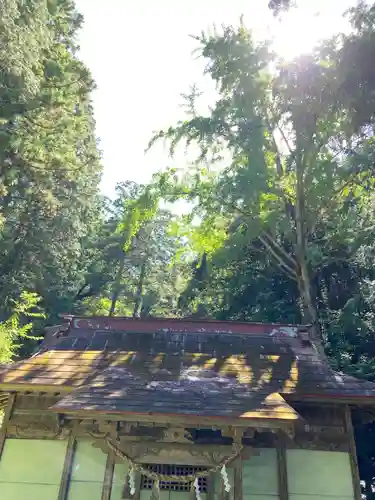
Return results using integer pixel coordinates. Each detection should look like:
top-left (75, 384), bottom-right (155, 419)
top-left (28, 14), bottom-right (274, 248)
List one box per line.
top-left (276, 433), bottom-right (288, 500)
top-left (287, 394), bottom-right (375, 406)
top-left (58, 433), bottom-right (76, 500)
top-left (344, 405), bottom-right (361, 500)
top-left (62, 411), bottom-right (296, 431)
top-left (0, 383), bottom-right (73, 393)
top-left (0, 393), bottom-right (15, 460)
top-left (102, 450), bottom-right (115, 500)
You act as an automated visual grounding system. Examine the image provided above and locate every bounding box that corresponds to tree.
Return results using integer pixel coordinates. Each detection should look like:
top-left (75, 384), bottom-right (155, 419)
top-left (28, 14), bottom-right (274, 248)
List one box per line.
top-left (78, 181), bottom-right (188, 318)
top-left (146, 6), bottom-right (375, 493)
top-left (0, 292), bottom-right (44, 362)
top-left (178, 231), bottom-right (300, 323)
top-left (148, 17), bottom-right (375, 357)
top-left (0, 0), bottom-right (102, 325)
top-left (268, 0), bottom-right (292, 15)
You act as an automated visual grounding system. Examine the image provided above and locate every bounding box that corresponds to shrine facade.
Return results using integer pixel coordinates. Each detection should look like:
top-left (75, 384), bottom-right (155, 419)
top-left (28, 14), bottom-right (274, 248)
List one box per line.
top-left (0, 316), bottom-right (373, 500)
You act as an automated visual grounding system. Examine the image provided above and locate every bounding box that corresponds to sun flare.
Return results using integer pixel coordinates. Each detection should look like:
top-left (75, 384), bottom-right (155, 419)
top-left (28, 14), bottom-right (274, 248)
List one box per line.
top-left (253, 0), bottom-right (353, 60)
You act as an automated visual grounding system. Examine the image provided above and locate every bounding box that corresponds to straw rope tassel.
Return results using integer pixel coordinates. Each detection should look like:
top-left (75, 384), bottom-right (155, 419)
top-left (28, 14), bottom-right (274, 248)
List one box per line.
top-left (189, 478), bottom-right (196, 500)
top-left (150, 479), bottom-right (160, 500)
top-left (129, 467), bottom-right (136, 496)
top-left (121, 473), bottom-right (131, 499)
top-left (194, 477), bottom-right (202, 500)
top-left (221, 464), bottom-right (231, 499)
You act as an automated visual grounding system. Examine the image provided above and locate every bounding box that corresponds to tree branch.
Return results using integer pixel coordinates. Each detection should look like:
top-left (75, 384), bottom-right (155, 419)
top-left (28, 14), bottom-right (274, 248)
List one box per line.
top-left (258, 233), bottom-right (298, 281)
top-left (215, 194), bottom-right (298, 280)
top-left (262, 230), bottom-right (298, 269)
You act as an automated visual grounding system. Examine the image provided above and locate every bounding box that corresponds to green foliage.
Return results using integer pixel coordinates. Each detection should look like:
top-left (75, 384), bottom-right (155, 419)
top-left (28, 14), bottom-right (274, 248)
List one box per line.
top-left (144, 7), bottom-right (375, 493)
top-left (117, 184), bottom-right (161, 252)
top-left (268, 0), bottom-right (292, 14)
top-left (74, 181), bottom-right (189, 318)
top-left (0, 292), bottom-right (45, 362)
top-left (0, 0), bottom-right (102, 328)
top-left (148, 13), bottom-right (375, 338)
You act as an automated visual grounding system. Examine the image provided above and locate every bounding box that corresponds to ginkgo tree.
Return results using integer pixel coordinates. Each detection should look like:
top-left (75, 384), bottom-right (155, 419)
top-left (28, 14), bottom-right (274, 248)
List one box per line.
top-left (148, 14), bottom-right (375, 352)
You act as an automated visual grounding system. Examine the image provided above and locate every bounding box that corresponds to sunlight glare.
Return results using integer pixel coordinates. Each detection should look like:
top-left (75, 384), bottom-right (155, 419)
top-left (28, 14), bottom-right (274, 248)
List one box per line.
top-left (253, 1), bottom-right (353, 60)
top-left (74, 0), bottom-right (358, 194)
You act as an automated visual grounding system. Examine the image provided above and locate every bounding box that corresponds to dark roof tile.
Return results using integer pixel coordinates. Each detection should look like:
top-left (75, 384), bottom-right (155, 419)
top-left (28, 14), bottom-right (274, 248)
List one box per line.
top-left (1, 317), bottom-right (375, 419)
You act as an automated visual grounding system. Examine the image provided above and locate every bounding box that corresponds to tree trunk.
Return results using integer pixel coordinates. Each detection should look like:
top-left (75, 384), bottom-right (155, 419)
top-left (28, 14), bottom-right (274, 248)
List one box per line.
top-left (109, 251), bottom-right (126, 317)
top-left (295, 156), bottom-right (326, 359)
top-left (133, 259), bottom-right (147, 318)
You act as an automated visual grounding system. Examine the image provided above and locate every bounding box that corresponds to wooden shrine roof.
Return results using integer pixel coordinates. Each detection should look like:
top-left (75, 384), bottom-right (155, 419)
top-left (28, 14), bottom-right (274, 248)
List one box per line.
top-left (1, 316), bottom-right (375, 421)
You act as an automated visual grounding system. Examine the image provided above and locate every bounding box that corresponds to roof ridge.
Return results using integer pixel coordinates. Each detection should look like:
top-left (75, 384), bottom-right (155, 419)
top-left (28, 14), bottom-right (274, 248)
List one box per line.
top-left (60, 314), bottom-right (309, 328)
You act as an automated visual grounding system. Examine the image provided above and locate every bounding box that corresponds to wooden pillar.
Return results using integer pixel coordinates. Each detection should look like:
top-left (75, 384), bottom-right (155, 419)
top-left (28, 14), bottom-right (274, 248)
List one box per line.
top-left (58, 433), bottom-right (76, 500)
top-left (207, 472), bottom-right (215, 500)
top-left (133, 471), bottom-right (141, 500)
top-left (344, 405), bottom-right (362, 500)
top-left (102, 450), bottom-right (115, 500)
top-left (0, 393), bottom-right (15, 460)
top-left (233, 454), bottom-right (243, 500)
top-left (277, 433), bottom-right (289, 500)
top-left (218, 470), bottom-right (229, 500)
top-left (218, 479), bottom-right (226, 500)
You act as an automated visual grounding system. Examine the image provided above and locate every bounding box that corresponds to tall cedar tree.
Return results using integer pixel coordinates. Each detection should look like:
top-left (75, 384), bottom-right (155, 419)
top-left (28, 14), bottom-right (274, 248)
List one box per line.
top-left (0, 0), bottom-right (102, 324)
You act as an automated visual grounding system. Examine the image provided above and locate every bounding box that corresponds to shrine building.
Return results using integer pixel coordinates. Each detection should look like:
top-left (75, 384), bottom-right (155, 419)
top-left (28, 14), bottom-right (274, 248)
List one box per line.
top-left (0, 316), bottom-right (373, 500)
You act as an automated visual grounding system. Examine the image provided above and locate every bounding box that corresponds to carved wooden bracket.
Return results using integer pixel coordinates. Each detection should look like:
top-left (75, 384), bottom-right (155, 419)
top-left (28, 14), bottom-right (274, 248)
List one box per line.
top-left (221, 427), bottom-right (246, 444)
top-left (93, 438), bottom-right (253, 466)
top-left (7, 413), bottom-right (72, 439)
top-left (161, 427), bottom-right (192, 443)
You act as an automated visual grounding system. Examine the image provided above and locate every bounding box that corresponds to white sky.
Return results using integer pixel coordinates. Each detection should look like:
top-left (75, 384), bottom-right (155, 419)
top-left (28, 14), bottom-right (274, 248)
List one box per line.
top-left (75, 0), bottom-right (355, 197)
